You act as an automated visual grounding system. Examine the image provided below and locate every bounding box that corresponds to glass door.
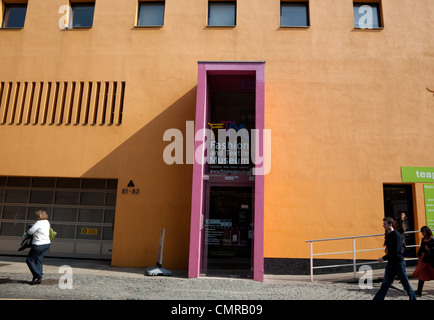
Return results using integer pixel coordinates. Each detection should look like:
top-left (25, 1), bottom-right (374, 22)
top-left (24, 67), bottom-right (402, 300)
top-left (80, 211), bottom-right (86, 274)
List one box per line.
top-left (203, 186), bottom-right (253, 278)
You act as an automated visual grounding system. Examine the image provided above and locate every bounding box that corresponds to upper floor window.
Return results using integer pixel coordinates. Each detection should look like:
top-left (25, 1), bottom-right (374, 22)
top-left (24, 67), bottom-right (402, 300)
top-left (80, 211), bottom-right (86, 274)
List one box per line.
top-left (137, 1), bottom-right (165, 27)
top-left (280, 1), bottom-right (309, 27)
top-left (2, 2), bottom-right (27, 29)
top-left (208, 1), bottom-right (236, 27)
top-left (70, 2), bottom-right (95, 28)
top-left (353, 2), bottom-right (382, 29)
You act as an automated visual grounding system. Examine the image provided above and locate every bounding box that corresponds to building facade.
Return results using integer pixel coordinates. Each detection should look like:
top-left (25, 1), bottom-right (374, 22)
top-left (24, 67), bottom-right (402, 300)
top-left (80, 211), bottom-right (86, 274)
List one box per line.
top-left (0, 0), bottom-right (433, 281)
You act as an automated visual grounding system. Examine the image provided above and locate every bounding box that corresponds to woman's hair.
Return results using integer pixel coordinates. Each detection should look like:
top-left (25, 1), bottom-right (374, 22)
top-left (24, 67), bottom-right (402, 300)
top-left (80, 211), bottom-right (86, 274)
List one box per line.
top-left (35, 209), bottom-right (48, 220)
top-left (421, 226), bottom-right (433, 238)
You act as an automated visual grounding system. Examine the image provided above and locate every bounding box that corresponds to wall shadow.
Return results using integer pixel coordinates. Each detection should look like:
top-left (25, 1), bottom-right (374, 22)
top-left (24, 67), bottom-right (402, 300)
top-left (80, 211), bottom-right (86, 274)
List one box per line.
top-left (81, 87), bottom-right (197, 269)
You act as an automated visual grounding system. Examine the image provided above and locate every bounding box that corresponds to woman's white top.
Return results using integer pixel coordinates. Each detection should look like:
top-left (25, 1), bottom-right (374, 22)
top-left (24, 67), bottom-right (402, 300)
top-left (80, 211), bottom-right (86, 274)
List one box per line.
top-left (27, 220), bottom-right (51, 245)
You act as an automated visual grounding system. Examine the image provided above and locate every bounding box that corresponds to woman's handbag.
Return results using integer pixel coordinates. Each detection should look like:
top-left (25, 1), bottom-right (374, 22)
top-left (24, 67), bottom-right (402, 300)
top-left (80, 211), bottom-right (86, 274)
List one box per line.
top-left (49, 227), bottom-right (57, 241)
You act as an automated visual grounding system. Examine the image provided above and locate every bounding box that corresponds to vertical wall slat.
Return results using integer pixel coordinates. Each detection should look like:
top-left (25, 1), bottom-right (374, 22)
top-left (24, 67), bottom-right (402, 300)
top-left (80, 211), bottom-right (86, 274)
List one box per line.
top-left (31, 82), bottom-right (42, 124)
top-left (82, 82), bottom-right (91, 124)
top-left (47, 82), bottom-right (58, 125)
top-left (0, 82), bottom-right (4, 122)
top-left (8, 82), bottom-right (20, 124)
top-left (16, 82), bottom-right (28, 124)
top-left (64, 81), bottom-right (75, 124)
top-left (108, 82), bottom-right (118, 125)
top-left (97, 81), bottom-right (108, 125)
top-left (55, 82), bottom-right (67, 124)
top-left (117, 81), bottom-right (125, 125)
top-left (1, 83), bottom-right (12, 124)
top-left (40, 82), bottom-right (51, 124)
top-left (0, 82), bottom-right (9, 124)
top-left (23, 82), bottom-right (35, 124)
top-left (112, 81), bottom-right (122, 125)
top-left (106, 82), bottom-right (115, 125)
top-left (70, 82), bottom-right (81, 125)
top-left (89, 81), bottom-right (99, 125)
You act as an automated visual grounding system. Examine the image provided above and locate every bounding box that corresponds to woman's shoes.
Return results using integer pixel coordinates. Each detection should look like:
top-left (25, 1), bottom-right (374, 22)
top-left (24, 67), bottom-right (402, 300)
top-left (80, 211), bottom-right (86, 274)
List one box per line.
top-left (415, 290), bottom-right (422, 297)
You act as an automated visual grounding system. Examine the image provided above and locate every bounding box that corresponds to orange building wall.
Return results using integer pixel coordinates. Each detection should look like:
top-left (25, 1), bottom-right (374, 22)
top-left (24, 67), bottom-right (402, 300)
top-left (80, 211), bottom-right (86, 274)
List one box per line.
top-left (0, 0), bottom-right (433, 268)
top-left (264, 0), bottom-right (434, 260)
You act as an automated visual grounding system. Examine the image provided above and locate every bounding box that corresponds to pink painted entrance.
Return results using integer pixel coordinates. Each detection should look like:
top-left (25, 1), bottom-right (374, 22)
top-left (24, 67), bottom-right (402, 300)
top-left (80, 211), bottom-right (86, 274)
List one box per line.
top-left (188, 62), bottom-right (265, 281)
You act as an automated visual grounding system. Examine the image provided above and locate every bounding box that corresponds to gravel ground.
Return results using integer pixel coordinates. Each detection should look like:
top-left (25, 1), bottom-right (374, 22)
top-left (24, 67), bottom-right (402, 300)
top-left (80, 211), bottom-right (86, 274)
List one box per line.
top-left (2, 257), bottom-right (427, 319)
top-left (0, 257), bottom-right (430, 301)
top-left (0, 272), bottom-right (379, 300)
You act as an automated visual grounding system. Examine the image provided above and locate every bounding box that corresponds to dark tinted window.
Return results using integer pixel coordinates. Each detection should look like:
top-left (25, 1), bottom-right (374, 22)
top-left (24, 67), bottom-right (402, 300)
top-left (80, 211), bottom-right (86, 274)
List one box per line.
top-left (2, 4), bottom-right (27, 28)
top-left (208, 1), bottom-right (236, 26)
top-left (280, 2), bottom-right (309, 27)
top-left (137, 2), bottom-right (165, 26)
top-left (72, 3), bottom-right (95, 28)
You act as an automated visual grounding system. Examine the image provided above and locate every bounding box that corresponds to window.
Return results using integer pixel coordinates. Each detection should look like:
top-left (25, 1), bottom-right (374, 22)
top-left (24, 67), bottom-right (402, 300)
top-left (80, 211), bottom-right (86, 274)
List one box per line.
top-left (1, 3), bottom-right (27, 28)
top-left (137, 1), bottom-right (165, 27)
top-left (208, 1), bottom-right (236, 27)
top-left (70, 2), bottom-right (95, 28)
top-left (280, 1), bottom-right (309, 27)
top-left (353, 2), bottom-right (382, 29)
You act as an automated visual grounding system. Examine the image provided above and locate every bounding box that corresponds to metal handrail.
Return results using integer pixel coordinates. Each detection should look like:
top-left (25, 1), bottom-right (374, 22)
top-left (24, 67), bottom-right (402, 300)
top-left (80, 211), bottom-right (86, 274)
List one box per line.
top-left (305, 230), bottom-right (420, 281)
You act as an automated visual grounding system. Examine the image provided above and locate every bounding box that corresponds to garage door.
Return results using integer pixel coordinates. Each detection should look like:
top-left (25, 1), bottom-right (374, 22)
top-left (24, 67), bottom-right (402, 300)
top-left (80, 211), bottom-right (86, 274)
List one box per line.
top-left (0, 176), bottom-right (117, 259)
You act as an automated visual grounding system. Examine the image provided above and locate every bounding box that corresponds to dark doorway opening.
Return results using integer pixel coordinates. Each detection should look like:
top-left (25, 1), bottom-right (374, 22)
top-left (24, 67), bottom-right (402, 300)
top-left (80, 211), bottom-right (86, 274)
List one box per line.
top-left (383, 184), bottom-right (416, 257)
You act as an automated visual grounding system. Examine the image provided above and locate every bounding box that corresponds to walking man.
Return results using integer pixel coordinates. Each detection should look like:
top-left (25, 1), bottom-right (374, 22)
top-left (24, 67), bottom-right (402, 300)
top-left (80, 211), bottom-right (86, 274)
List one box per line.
top-left (373, 217), bottom-right (417, 300)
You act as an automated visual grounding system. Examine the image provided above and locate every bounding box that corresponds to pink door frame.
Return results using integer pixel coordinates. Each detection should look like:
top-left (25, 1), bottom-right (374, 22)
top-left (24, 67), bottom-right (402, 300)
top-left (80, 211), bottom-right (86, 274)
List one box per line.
top-left (188, 61), bottom-right (265, 282)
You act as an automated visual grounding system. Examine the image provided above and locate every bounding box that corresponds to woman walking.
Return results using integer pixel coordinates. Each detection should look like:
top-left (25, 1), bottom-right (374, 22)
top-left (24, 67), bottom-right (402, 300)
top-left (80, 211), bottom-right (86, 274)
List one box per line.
top-left (26, 210), bottom-right (51, 285)
top-left (413, 226), bottom-right (434, 297)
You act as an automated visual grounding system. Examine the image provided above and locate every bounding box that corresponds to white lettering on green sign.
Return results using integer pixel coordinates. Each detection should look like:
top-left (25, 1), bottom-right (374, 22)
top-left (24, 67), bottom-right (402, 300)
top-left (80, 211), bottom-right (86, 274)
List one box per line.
top-left (402, 167), bottom-right (434, 182)
top-left (423, 185), bottom-right (434, 230)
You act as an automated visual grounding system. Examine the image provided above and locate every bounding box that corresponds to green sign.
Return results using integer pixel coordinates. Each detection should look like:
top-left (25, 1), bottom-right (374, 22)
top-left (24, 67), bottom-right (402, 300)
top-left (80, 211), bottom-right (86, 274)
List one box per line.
top-left (402, 167), bottom-right (434, 182)
top-left (423, 185), bottom-right (434, 230)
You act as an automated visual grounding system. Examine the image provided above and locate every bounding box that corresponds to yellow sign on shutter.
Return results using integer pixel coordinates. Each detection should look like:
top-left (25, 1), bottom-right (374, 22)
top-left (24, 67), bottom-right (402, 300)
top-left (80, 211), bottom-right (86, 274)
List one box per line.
top-left (81, 228), bottom-right (98, 235)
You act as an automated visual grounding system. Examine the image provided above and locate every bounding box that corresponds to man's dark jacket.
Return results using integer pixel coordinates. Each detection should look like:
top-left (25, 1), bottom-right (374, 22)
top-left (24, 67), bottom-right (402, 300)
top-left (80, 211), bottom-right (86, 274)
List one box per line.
top-left (382, 230), bottom-right (404, 265)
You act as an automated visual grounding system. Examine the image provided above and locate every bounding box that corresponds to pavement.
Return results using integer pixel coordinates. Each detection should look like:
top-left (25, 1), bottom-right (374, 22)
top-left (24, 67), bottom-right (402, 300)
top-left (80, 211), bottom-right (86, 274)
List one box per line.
top-left (0, 255), bottom-right (433, 302)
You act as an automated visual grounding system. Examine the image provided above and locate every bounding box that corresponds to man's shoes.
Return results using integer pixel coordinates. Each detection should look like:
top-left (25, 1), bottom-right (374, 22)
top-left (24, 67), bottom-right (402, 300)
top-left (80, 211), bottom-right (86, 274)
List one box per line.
top-left (30, 278), bottom-right (42, 285)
